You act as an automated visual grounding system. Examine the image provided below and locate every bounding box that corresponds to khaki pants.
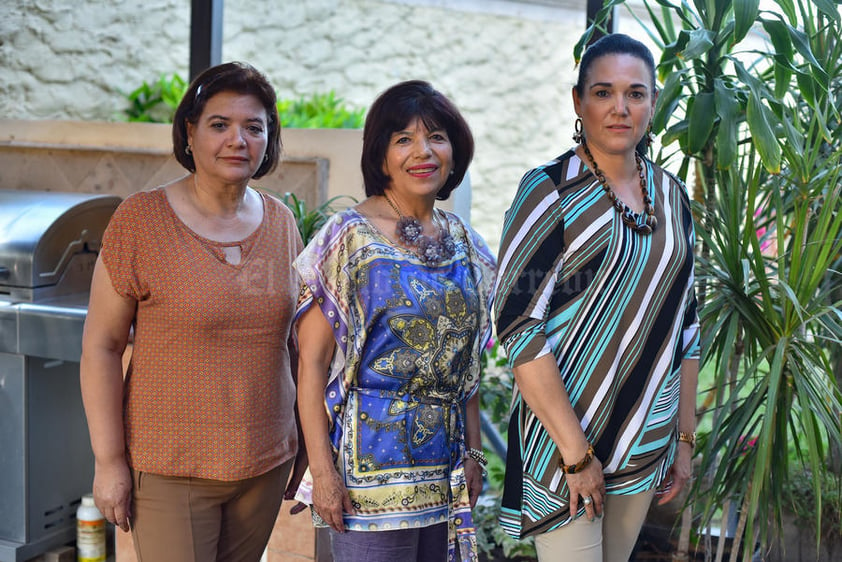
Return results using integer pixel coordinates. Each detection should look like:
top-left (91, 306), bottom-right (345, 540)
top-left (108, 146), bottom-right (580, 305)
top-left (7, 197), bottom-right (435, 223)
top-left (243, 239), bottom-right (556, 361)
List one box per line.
top-left (131, 460), bottom-right (293, 562)
top-left (535, 489), bottom-right (656, 562)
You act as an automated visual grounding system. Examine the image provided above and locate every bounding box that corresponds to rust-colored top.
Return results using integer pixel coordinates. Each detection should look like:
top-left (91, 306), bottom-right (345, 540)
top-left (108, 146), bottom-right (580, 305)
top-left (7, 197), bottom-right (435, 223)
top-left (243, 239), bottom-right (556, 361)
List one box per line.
top-left (101, 187), bottom-right (302, 480)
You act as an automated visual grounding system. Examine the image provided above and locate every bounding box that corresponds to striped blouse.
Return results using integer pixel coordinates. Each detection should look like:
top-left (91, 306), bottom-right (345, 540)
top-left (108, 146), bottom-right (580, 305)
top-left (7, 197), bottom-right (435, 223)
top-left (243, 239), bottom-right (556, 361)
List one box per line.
top-left (494, 149), bottom-right (700, 538)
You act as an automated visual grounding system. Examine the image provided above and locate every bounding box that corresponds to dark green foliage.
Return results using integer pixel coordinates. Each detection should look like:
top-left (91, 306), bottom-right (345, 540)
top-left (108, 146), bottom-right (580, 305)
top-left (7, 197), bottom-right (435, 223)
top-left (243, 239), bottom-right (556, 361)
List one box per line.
top-left (124, 73), bottom-right (187, 123)
top-left (121, 73), bottom-right (365, 129)
top-left (275, 192), bottom-right (357, 244)
top-left (277, 91), bottom-right (366, 129)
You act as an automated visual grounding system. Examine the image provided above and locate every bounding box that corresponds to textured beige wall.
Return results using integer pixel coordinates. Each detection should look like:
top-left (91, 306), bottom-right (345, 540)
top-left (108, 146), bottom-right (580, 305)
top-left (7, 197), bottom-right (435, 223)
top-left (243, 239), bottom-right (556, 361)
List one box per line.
top-left (0, 0), bottom-right (654, 250)
top-left (0, 119), bottom-right (333, 208)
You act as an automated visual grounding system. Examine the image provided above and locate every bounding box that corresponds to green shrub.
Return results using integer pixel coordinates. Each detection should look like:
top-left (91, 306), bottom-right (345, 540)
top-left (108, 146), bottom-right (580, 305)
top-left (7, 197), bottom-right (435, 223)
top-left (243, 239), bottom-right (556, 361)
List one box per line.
top-left (783, 468), bottom-right (842, 549)
top-left (277, 91), bottom-right (365, 129)
top-left (475, 342), bottom-right (537, 560)
top-left (475, 497), bottom-right (536, 561)
top-left (272, 192), bottom-right (357, 244)
top-left (123, 73), bottom-right (186, 123)
top-left (121, 73), bottom-right (365, 128)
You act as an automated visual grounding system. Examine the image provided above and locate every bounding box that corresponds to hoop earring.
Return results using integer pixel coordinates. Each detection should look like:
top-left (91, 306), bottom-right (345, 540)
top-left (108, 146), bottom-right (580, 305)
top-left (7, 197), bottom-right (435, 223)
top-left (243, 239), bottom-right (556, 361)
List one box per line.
top-left (185, 144), bottom-right (192, 155)
top-left (645, 123), bottom-right (653, 148)
top-left (573, 118), bottom-right (584, 144)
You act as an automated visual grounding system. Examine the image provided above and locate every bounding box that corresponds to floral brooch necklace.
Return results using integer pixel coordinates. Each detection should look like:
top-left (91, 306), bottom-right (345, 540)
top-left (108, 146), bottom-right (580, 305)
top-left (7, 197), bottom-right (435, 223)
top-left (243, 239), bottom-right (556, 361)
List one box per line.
top-left (383, 193), bottom-right (456, 266)
top-left (581, 140), bottom-right (657, 234)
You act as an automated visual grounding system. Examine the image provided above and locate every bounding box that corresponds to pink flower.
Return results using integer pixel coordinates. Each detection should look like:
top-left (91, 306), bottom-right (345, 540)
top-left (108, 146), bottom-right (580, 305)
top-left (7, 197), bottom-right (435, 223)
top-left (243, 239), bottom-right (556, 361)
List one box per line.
top-left (738, 435), bottom-right (757, 456)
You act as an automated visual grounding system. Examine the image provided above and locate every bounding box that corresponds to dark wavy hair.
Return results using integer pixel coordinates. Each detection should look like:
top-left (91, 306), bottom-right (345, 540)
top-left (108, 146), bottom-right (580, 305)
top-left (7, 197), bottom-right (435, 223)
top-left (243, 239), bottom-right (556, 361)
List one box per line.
top-left (575, 34), bottom-right (656, 156)
top-left (172, 61), bottom-right (281, 179)
top-left (361, 80), bottom-right (474, 200)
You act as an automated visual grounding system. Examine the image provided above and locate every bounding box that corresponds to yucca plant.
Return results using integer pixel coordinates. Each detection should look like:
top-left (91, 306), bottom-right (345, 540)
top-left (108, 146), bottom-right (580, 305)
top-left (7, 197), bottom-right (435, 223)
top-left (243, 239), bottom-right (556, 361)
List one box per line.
top-left (580, 1), bottom-right (842, 560)
top-left (699, 147), bottom-right (842, 560)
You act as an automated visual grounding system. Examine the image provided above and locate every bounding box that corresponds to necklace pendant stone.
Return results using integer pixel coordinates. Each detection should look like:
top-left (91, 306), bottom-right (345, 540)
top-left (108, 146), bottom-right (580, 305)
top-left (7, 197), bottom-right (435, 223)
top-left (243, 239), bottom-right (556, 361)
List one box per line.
top-left (386, 195), bottom-right (456, 266)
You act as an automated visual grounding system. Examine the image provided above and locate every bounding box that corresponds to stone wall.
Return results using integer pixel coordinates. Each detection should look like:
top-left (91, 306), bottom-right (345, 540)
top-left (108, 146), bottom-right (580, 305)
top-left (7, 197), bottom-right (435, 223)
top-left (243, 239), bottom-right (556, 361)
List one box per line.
top-left (0, 0), bottom-right (655, 249)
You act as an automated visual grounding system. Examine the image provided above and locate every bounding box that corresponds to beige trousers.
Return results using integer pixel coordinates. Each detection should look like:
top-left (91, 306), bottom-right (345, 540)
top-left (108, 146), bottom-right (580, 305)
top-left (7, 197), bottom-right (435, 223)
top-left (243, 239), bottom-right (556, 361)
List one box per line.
top-left (131, 459), bottom-right (293, 562)
top-left (535, 489), bottom-right (656, 562)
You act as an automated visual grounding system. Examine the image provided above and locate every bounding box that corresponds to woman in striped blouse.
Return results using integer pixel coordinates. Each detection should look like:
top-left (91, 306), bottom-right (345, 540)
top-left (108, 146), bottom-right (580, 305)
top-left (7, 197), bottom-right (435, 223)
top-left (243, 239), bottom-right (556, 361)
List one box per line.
top-left (494, 34), bottom-right (700, 562)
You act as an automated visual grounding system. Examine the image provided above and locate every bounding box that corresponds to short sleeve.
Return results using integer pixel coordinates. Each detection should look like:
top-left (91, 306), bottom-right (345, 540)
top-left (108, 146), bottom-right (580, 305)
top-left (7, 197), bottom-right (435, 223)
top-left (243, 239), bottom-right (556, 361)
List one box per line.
top-left (100, 192), bottom-right (155, 301)
top-left (493, 168), bottom-right (565, 368)
top-left (292, 211), bottom-right (355, 356)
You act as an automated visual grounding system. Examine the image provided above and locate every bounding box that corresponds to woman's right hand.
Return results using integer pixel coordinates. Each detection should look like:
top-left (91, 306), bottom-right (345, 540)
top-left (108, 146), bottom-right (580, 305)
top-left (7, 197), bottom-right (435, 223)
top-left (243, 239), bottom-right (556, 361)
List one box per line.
top-left (564, 456), bottom-right (605, 522)
top-left (93, 458), bottom-right (133, 532)
top-left (311, 468), bottom-right (355, 533)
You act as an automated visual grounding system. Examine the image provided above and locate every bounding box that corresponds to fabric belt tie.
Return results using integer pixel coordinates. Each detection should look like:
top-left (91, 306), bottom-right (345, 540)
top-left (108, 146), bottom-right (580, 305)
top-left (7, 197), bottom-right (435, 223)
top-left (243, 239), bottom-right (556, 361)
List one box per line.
top-left (351, 388), bottom-right (478, 561)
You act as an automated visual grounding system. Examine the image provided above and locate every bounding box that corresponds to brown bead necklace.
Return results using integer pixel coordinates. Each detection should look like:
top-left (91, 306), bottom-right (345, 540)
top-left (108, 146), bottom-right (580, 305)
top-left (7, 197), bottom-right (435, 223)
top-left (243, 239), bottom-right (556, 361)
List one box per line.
top-left (581, 140), bottom-right (657, 234)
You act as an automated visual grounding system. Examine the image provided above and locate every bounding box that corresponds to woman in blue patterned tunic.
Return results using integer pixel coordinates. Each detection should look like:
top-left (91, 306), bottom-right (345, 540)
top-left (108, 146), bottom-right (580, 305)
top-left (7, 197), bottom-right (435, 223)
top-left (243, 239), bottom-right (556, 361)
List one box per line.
top-left (494, 34), bottom-right (700, 561)
top-left (294, 80), bottom-right (495, 562)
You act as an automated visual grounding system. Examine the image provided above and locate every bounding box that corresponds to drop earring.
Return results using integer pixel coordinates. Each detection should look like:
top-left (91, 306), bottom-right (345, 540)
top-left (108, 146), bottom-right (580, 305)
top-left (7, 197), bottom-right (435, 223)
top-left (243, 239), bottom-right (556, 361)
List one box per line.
top-left (573, 118), bottom-right (584, 144)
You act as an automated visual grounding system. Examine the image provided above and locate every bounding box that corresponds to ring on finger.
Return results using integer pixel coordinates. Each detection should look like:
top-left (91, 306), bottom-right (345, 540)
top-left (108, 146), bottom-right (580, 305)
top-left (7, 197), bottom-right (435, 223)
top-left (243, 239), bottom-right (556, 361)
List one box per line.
top-left (582, 495), bottom-right (593, 506)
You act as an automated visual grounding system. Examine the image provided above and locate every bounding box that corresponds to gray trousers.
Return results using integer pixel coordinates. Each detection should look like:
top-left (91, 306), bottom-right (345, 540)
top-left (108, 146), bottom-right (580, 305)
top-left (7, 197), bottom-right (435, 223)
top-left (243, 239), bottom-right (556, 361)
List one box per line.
top-left (330, 521), bottom-right (448, 562)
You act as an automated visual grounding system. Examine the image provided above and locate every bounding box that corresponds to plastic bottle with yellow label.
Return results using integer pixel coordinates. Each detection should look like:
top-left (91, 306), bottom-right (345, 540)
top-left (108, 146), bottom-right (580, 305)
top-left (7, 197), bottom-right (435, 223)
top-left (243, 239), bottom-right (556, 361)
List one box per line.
top-left (76, 494), bottom-right (106, 562)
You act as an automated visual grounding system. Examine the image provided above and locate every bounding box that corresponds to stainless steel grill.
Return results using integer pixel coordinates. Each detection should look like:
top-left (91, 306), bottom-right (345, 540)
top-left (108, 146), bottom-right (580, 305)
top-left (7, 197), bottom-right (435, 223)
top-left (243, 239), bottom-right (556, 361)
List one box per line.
top-left (0, 189), bottom-right (121, 562)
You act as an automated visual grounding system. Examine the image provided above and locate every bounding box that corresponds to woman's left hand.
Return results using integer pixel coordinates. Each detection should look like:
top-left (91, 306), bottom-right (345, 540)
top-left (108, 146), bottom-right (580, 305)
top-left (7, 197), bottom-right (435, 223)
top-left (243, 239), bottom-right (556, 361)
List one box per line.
top-left (657, 442), bottom-right (694, 505)
top-left (285, 449), bottom-right (308, 497)
top-left (464, 458), bottom-right (484, 508)
top-left (284, 448), bottom-right (310, 514)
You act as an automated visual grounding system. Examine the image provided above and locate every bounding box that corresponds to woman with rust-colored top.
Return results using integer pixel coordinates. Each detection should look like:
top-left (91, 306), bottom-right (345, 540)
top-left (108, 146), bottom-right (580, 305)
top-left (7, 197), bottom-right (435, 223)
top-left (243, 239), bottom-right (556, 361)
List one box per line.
top-left (80, 62), bottom-right (304, 562)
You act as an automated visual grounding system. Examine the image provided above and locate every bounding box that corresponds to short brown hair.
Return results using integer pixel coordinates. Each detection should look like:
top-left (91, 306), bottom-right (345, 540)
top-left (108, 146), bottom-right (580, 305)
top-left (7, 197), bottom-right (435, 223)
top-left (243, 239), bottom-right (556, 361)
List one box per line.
top-left (361, 80), bottom-right (474, 200)
top-left (172, 62), bottom-right (281, 179)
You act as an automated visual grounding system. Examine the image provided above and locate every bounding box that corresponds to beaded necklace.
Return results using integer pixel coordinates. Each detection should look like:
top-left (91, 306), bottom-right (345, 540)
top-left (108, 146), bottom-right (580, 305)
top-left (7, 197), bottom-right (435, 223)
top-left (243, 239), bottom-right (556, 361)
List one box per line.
top-left (581, 140), bottom-right (658, 234)
top-left (383, 194), bottom-right (456, 266)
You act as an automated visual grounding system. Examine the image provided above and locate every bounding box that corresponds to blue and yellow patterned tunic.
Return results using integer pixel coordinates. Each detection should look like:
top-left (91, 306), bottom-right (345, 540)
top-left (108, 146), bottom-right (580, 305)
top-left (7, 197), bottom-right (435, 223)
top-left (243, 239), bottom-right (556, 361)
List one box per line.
top-left (293, 208), bottom-right (495, 561)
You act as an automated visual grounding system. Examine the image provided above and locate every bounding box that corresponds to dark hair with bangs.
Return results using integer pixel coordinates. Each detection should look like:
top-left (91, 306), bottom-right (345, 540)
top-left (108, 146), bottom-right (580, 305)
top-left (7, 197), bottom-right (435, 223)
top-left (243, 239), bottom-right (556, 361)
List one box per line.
top-left (361, 80), bottom-right (474, 200)
top-left (172, 61), bottom-right (281, 179)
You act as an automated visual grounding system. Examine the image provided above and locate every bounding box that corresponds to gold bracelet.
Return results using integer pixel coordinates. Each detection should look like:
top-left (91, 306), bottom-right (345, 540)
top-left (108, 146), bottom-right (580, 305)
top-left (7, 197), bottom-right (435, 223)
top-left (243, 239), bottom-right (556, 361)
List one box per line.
top-left (678, 431), bottom-right (697, 448)
top-left (560, 444), bottom-right (595, 474)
